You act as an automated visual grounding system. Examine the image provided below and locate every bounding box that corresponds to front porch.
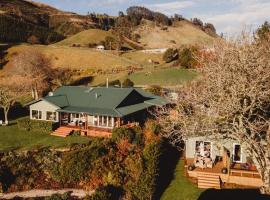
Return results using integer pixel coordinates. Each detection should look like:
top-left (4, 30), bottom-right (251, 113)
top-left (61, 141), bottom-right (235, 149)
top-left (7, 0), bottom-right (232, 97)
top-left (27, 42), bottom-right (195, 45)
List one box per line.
top-left (51, 112), bottom-right (139, 138)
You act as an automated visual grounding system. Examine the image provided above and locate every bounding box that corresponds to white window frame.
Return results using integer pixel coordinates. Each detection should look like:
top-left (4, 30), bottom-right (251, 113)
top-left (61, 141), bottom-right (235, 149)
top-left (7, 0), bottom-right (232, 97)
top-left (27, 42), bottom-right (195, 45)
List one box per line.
top-left (92, 115), bottom-right (115, 129)
top-left (195, 140), bottom-right (212, 158)
top-left (233, 143), bottom-right (242, 163)
top-left (31, 110), bottom-right (42, 120)
top-left (46, 111), bottom-right (57, 122)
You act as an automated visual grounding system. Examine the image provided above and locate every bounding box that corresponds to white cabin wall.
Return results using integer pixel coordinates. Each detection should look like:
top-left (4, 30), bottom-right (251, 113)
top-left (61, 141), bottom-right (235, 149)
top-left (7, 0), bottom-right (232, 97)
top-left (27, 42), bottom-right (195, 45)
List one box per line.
top-left (30, 100), bottom-right (59, 122)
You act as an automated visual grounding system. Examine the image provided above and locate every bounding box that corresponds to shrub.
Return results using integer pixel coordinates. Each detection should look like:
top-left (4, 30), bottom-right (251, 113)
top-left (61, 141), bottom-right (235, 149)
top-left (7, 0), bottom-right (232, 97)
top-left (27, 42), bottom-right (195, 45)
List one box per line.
top-left (122, 78), bottom-right (134, 87)
top-left (163, 48), bottom-right (178, 63)
top-left (145, 120), bottom-right (161, 136)
top-left (17, 118), bottom-right (55, 133)
top-left (112, 127), bottom-right (135, 143)
top-left (104, 36), bottom-right (117, 50)
top-left (178, 47), bottom-right (198, 69)
top-left (90, 185), bottom-right (123, 200)
top-left (129, 141), bottom-right (163, 200)
top-left (146, 85), bottom-right (162, 96)
top-left (60, 141), bottom-right (107, 183)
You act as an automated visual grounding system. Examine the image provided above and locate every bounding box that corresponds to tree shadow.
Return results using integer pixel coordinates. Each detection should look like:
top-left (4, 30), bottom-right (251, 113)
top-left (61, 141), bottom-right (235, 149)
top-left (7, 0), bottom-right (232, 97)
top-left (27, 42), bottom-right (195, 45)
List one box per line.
top-left (198, 189), bottom-right (270, 200)
top-left (0, 102), bottom-right (28, 122)
top-left (70, 76), bottom-right (94, 86)
top-left (154, 140), bottom-right (182, 200)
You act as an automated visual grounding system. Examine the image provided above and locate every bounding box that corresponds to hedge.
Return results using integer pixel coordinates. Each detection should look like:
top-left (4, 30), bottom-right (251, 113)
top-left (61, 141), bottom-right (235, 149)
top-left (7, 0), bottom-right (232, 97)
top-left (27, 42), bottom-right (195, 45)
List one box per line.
top-left (17, 118), bottom-right (56, 133)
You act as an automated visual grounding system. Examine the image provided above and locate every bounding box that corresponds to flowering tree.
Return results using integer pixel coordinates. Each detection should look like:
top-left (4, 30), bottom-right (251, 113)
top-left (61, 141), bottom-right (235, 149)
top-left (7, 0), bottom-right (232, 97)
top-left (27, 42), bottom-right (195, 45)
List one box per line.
top-left (157, 36), bottom-right (270, 194)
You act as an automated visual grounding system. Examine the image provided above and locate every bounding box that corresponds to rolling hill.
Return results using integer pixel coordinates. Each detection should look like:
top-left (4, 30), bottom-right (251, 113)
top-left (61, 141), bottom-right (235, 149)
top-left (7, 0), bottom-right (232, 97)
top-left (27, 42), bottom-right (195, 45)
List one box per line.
top-left (0, 0), bottom-right (114, 44)
top-left (136, 20), bottom-right (215, 49)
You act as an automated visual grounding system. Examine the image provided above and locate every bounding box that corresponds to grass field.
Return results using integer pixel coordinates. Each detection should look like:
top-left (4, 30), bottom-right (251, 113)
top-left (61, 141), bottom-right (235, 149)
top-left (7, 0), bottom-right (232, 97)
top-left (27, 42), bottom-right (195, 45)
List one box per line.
top-left (129, 68), bottom-right (197, 86)
top-left (161, 160), bottom-right (203, 200)
top-left (6, 44), bottom-right (135, 70)
top-left (0, 122), bottom-right (90, 152)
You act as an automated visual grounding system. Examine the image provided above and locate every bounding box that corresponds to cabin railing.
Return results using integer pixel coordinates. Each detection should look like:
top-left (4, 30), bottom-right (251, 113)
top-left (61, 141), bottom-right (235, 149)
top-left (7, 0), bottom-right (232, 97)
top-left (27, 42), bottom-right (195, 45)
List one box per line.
top-left (229, 169), bottom-right (261, 178)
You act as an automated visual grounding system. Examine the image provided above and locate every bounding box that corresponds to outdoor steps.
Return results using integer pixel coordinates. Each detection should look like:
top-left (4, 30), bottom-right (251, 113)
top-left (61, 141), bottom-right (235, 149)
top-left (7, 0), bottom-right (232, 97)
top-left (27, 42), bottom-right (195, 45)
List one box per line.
top-left (197, 173), bottom-right (221, 189)
top-left (51, 127), bottom-right (74, 137)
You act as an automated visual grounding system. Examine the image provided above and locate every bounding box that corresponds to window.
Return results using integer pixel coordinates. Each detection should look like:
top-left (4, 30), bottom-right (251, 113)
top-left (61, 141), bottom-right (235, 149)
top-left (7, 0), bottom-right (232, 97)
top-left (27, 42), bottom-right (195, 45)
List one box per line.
top-left (94, 116), bottom-right (98, 126)
top-left (46, 111), bottom-right (56, 121)
top-left (108, 117), bottom-right (113, 127)
top-left (233, 144), bottom-right (242, 162)
top-left (32, 110), bottom-right (42, 120)
top-left (195, 141), bottom-right (211, 158)
top-left (103, 116), bottom-right (108, 126)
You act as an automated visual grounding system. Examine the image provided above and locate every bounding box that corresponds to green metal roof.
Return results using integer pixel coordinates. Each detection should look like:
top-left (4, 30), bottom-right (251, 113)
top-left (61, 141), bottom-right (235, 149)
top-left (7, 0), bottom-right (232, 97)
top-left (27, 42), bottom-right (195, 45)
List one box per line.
top-left (31, 86), bottom-right (168, 117)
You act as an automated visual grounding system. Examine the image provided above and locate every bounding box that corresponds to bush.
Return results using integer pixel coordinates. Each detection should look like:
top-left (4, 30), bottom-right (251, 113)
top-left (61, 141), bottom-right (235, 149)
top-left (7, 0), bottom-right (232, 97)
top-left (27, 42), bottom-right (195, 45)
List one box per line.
top-left (129, 141), bottom-right (163, 200)
top-left (122, 78), bottom-right (134, 87)
top-left (163, 48), bottom-right (178, 63)
top-left (17, 118), bottom-right (55, 133)
top-left (146, 85), bottom-right (162, 96)
top-left (60, 140), bottom-right (107, 183)
top-left (145, 120), bottom-right (161, 136)
top-left (112, 127), bottom-right (135, 143)
top-left (104, 36), bottom-right (117, 50)
top-left (90, 185), bottom-right (123, 200)
top-left (178, 47), bottom-right (198, 69)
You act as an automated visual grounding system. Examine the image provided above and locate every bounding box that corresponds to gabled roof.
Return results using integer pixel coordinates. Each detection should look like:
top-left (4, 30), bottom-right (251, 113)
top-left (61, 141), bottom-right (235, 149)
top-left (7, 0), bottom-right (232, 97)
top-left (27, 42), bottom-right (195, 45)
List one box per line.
top-left (29, 86), bottom-right (169, 117)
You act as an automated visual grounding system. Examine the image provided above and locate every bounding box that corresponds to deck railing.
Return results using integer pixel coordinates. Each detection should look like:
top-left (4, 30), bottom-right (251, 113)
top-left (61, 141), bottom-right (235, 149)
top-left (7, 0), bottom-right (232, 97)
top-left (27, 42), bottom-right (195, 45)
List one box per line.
top-left (229, 169), bottom-right (261, 178)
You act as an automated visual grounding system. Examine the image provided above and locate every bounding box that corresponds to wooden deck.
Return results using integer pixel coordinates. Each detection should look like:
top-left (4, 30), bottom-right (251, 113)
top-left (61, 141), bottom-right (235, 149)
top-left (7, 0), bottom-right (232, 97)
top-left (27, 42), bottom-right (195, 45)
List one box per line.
top-left (51, 126), bottom-right (112, 138)
top-left (185, 158), bottom-right (263, 188)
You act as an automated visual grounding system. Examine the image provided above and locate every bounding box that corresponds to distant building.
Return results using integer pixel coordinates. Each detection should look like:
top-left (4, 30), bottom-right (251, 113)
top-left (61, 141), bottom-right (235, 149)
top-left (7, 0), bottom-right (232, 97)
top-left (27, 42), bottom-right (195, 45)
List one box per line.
top-left (96, 45), bottom-right (105, 51)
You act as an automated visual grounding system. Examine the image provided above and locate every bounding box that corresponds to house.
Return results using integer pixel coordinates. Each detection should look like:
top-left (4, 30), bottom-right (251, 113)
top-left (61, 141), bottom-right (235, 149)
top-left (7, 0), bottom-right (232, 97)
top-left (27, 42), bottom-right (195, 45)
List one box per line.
top-left (26, 86), bottom-right (168, 137)
top-left (185, 136), bottom-right (263, 189)
top-left (96, 45), bottom-right (105, 51)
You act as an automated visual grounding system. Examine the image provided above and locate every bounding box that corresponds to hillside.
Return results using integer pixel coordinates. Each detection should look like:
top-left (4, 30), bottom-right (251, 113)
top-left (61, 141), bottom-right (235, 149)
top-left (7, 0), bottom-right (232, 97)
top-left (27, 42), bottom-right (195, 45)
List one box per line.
top-left (136, 20), bottom-right (215, 48)
top-left (56, 29), bottom-right (113, 47)
top-left (0, 0), bottom-right (111, 44)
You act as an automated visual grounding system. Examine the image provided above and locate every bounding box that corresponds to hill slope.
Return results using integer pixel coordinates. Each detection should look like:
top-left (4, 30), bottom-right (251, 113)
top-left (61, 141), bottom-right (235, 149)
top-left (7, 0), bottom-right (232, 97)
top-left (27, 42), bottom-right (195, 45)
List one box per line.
top-left (56, 29), bottom-right (113, 47)
top-left (0, 0), bottom-right (105, 43)
top-left (136, 20), bottom-right (215, 48)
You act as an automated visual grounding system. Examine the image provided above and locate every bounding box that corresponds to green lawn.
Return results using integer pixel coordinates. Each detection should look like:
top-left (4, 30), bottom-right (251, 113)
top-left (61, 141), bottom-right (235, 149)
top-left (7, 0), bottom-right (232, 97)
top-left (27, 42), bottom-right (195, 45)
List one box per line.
top-left (129, 68), bottom-right (197, 86)
top-left (0, 123), bottom-right (91, 152)
top-left (161, 160), bottom-right (203, 200)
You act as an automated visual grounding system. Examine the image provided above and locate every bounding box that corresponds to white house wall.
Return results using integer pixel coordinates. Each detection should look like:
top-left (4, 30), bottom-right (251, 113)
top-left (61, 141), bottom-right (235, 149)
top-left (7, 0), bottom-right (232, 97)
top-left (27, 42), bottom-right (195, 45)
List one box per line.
top-left (185, 136), bottom-right (248, 163)
top-left (30, 100), bottom-right (59, 122)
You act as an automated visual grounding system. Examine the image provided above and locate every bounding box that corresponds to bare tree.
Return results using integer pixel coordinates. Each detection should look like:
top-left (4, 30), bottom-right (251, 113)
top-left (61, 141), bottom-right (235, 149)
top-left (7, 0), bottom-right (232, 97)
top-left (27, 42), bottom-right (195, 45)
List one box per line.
top-left (0, 76), bottom-right (25, 125)
top-left (157, 35), bottom-right (270, 194)
top-left (5, 48), bottom-right (54, 100)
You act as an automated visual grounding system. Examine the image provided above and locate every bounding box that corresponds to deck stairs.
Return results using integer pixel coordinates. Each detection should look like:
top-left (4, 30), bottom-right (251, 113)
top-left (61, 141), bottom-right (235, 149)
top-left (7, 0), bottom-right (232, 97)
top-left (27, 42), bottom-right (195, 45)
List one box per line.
top-left (197, 172), bottom-right (221, 189)
top-left (51, 127), bottom-right (75, 137)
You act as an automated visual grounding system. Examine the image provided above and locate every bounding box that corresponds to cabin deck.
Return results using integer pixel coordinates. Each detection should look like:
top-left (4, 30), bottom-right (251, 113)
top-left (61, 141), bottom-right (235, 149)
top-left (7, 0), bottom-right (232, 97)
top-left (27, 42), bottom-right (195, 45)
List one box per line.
top-left (185, 158), bottom-right (263, 188)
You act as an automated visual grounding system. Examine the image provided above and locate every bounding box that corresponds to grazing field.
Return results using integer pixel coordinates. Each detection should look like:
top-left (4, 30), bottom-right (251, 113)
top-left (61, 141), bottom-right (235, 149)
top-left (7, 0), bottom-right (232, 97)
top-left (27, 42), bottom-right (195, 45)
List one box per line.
top-left (56, 29), bottom-right (113, 47)
top-left (6, 44), bottom-right (135, 70)
top-left (0, 122), bottom-right (90, 152)
top-left (129, 68), bottom-right (197, 86)
top-left (161, 160), bottom-right (203, 200)
top-left (121, 51), bottom-right (164, 65)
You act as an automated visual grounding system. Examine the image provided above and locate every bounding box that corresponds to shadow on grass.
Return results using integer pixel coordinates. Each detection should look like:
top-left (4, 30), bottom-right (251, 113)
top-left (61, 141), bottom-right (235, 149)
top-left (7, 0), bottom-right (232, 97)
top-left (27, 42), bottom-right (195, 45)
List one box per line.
top-left (154, 140), bottom-right (182, 200)
top-left (198, 189), bottom-right (270, 200)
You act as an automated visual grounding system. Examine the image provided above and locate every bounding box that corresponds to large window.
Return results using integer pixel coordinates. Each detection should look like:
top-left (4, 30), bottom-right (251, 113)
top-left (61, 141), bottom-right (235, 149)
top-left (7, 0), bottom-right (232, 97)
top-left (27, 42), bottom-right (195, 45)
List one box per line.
top-left (46, 111), bottom-right (56, 121)
top-left (93, 116), bottom-right (114, 128)
top-left (32, 110), bottom-right (42, 120)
